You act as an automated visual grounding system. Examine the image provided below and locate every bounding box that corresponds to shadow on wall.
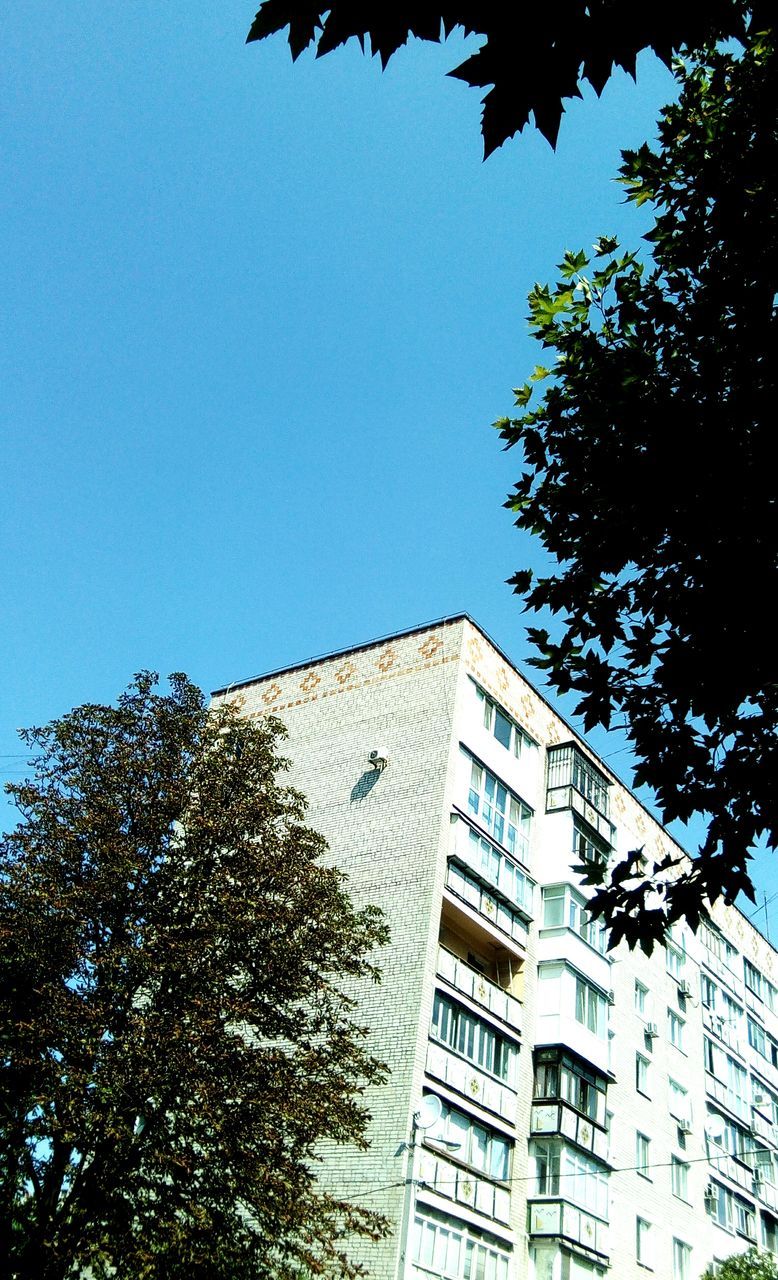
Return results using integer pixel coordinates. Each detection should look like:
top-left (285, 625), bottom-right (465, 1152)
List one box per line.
top-left (350, 771), bottom-right (381, 803)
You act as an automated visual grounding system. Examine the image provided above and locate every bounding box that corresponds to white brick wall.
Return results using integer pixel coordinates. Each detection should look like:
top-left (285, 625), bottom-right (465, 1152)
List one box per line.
top-left (215, 615), bottom-right (778, 1280)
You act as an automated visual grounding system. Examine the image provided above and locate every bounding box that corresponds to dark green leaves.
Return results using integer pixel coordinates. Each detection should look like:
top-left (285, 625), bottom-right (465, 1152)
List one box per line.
top-left (503, 31), bottom-right (778, 944)
top-left (246, 2), bottom-right (755, 153)
top-left (0, 677), bottom-right (388, 1279)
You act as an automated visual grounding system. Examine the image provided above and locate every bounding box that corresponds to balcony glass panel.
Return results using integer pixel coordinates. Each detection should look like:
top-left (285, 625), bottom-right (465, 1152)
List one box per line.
top-left (437, 945), bottom-right (522, 1033)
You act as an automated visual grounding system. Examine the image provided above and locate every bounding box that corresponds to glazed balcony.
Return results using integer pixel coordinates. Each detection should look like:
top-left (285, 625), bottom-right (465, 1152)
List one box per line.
top-left (425, 1041), bottom-right (518, 1125)
top-left (417, 1148), bottom-right (512, 1226)
top-left (527, 1198), bottom-right (609, 1259)
top-left (530, 1102), bottom-right (610, 1164)
top-left (436, 944), bottom-right (522, 1036)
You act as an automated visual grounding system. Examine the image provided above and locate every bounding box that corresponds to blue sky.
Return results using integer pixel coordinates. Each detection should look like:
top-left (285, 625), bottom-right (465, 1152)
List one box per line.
top-left (2, 3), bottom-right (774, 930)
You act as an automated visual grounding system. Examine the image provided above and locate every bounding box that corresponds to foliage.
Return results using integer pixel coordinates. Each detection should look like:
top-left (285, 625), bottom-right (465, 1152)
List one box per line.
top-left (245, 1), bottom-right (770, 152)
top-left (0, 674), bottom-right (389, 1280)
top-left (497, 32), bottom-right (778, 949)
top-left (702, 1248), bottom-right (778, 1280)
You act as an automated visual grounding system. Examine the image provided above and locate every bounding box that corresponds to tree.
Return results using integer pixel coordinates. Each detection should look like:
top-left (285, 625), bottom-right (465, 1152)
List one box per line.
top-left (0, 674), bottom-right (389, 1280)
top-left (702, 1248), bottom-right (778, 1280)
top-left (245, 1), bottom-right (771, 152)
top-left (496, 30), bottom-right (778, 948)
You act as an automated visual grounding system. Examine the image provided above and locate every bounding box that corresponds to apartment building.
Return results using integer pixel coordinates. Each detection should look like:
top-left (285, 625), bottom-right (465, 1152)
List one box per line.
top-left (213, 614), bottom-right (778, 1280)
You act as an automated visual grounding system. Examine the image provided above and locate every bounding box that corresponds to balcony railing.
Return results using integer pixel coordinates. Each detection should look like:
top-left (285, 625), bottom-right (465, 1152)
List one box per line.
top-left (417, 1148), bottom-right (512, 1225)
top-left (445, 862), bottom-right (529, 949)
top-left (436, 945), bottom-right (522, 1035)
top-left (703, 1006), bottom-right (744, 1055)
top-left (425, 1041), bottom-right (518, 1125)
top-left (527, 1198), bottom-right (609, 1259)
top-left (705, 1073), bottom-right (750, 1122)
top-left (708, 1150), bottom-right (760, 1197)
top-left (530, 1102), bottom-right (609, 1164)
top-left (751, 1107), bottom-right (777, 1143)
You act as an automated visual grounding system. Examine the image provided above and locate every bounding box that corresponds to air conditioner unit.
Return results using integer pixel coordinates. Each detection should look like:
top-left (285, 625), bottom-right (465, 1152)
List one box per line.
top-left (753, 1169), bottom-right (764, 1188)
top-left (607, 990), bottom-right (616, 1005)
top-left (679, 980), bottom-right (693, 999)
top-left (645, 1021), bottom-right (659, 1038)
top-left (754, 1091), bottom-right (767, 1106)
top-left (679, 1118), bottom-right (693, 1135)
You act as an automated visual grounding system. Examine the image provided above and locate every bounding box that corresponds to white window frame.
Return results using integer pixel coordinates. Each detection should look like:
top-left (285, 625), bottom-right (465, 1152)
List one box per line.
top-left (636, 1131), bottom-right (651, 1180)
top-left (636, 1053), bottom-right (651, 1097)
top-left (668, 1009), bottom-right (686, 1052)
top-left (671, 1157), bottom-right (690, 1201)
top-left (465, 753), bottom-right (532, 863)
top-left (672, 1239), bottom-right (692, 1280)
top-left (636, 1217), bottom-right (652, 1268)
top-left (473, 681), bottom-right (537, 759)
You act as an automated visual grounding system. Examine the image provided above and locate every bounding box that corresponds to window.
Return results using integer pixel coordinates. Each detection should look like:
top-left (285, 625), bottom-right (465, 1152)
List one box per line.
top-left (636, 1132), bottom-right (651, 1179)
top-left (547, 744), bottom-right (610, 818)
top-left (707, 1181), bottom-right (731, 1230)
top-left (533, 1140), bottom-right (561, 1196)
top-left (428, 1096), bottom-right (512, 1181)
top-left (666, 942), bottom-right (686, 980)
top-left (700, 919), bottom-right (738, 969)
top-left (671, 1157), bottom-right (689, 1201)
top-left (735, 1198), bottom-right (756, 1240)
top-left (672, 1240), bottom-right (692, 1280)
top-left (466, 755), bottom-right (532, 862)
top-left (541, 885), bottom-right (607, 954)
top-left (636, 1054), bottom-right (651, 1096)
top-left (413, 1212), bottom-right (463, 1277)
top-left (462, 824), bottom-right (535, 915)
top-left (532, 1142), bottom-right (609, 1218)
top-left (533, 1050), bottom-right (608, 1126)
top-left (431, 992), bottom-right (518, 1086)
top-left (412, 1211), bottom-right (511, 1280)
top-left (762, 1213), bottom-right (777, 1254)
top-left (722, 992), bottom-right (744, 1034)
top-left (743, 961), bottom-right (778, 1010)
top-left (474, 683), bottom-right (537, 759)
top-left (727, 1056), bottom-right (749, 1120)
top-left (636, 1217), bottom-right (652, 1268)
top-left (706, 1184), bottom-right (757, 1241)
top-left (668, 1079), bottom-right (690, 1124)
top-left (635, 981), bottom-right (649, 1017)
top-left (752, 1077), bottom-right (778, 1119)
top-left (748, 1017), bottom-right (778, 1068)
top-left (575, 976), bottom-right (608, 1037)
top-left (573, 820), bottom-right (608, 868)
top-left (745, 960), bottom-right (763, 1001)
top-left (701, 975), bottom-right (717, 1010)
top-left (668, 1009), bottom-right (686, 1051)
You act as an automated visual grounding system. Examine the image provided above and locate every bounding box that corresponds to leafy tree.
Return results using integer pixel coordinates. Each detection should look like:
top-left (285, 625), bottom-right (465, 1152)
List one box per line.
top-left (702, 1247), bottom-right (778, 1279)
top-left (497, 30), bottom-right (778, 948)
top-left (0, 674), bottom-right (389, 1280)
top-left (246, 1), bottom-right (771, 152)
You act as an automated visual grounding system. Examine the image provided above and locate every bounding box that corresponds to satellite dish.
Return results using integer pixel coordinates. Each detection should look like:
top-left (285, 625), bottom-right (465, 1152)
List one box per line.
top-left (705, 1114), bottom-right (726, 1143)
top-left (414, 1095), bottom-right (443, 1132)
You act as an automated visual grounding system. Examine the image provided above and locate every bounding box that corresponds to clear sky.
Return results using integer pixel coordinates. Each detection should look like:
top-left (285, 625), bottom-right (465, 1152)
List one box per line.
top-left (2, 3), bottom-right (774, 931)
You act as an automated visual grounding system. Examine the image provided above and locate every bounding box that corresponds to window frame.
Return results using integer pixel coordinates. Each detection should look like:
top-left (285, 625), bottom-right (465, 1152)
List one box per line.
top-left (671, 1156), bottom-right (690, 1202)
top-left (473, 681), bottom-right (537, 760)
top-left (636, 1131), bottom-right (652, 1180)
top-left (636, 1216), bottom-right (652, 1269)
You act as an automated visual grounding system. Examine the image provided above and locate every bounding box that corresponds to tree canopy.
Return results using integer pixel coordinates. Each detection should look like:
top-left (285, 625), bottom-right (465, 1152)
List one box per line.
top-left (0, 674), bottom-right (389, 1280)
top-left (702, 1248), bottom-right (778, 1280)
top-left (497, 31), bottom-right (778, 947)
top-left (246, 1), bottom-right (769, 151)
